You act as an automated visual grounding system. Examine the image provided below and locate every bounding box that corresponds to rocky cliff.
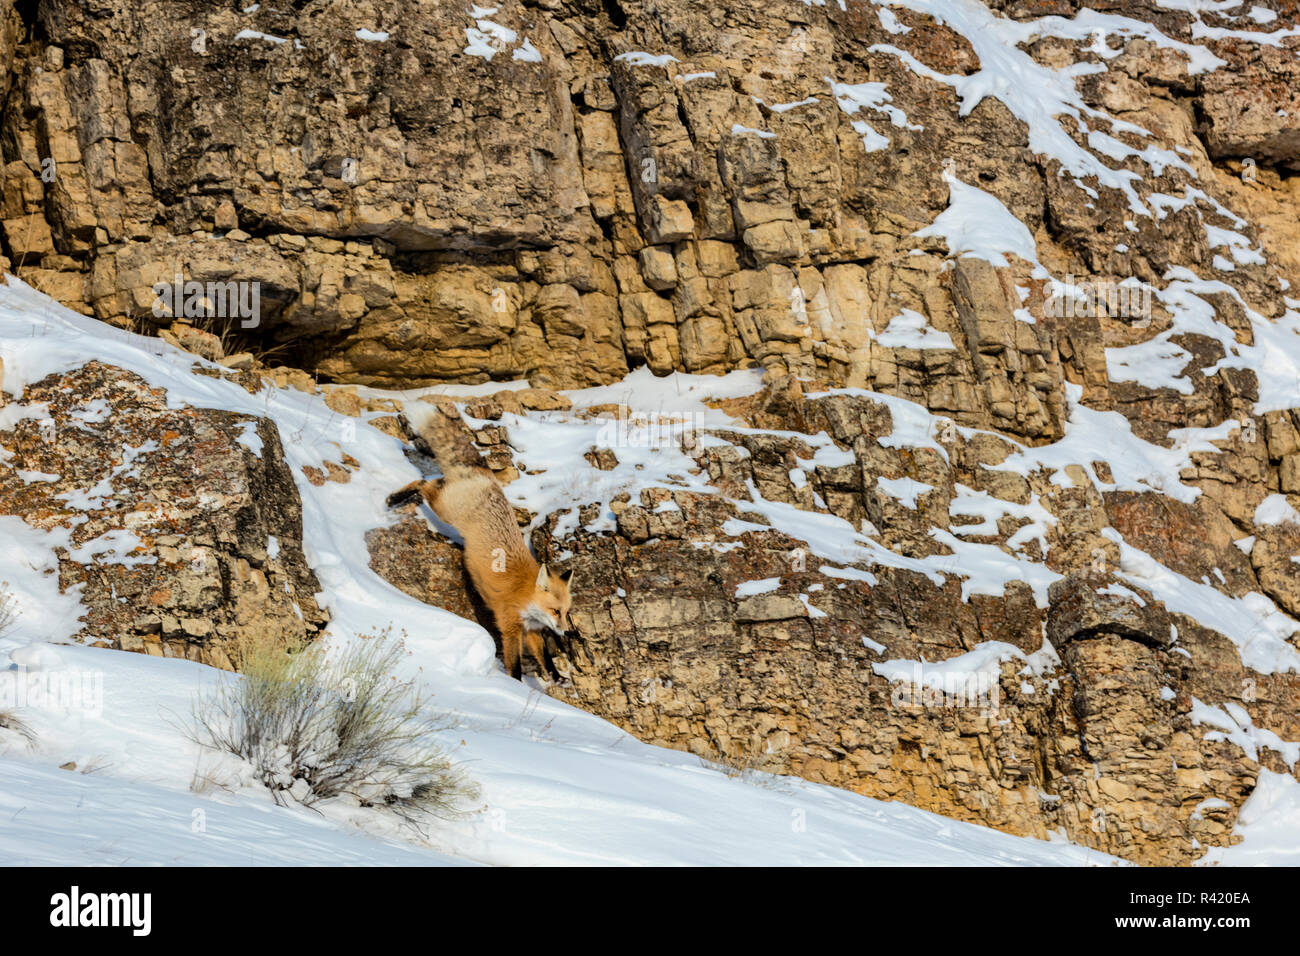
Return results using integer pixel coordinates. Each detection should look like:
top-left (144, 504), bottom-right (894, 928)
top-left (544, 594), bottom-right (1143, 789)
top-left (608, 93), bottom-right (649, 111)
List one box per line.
top-left (0, 361), bottom-right (328, 666)
top-left (4, 0), bottom-right (1296, 399)
top-left (2, 0), bottom-right (1300, 865)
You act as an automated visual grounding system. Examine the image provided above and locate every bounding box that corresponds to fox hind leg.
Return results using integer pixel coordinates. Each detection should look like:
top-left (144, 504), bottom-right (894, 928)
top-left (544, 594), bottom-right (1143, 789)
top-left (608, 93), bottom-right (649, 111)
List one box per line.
top-left (385, 479), bottom-right (450, 520)
top-left (385, 480), bottom-right (425, 509)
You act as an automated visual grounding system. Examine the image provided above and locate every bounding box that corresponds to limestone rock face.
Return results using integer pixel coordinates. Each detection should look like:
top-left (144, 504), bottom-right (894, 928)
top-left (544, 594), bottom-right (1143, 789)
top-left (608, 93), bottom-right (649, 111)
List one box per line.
top-left (0, 362), bottom-right (328, 667)
top-left (2, 0), bottom-right (1295, 426)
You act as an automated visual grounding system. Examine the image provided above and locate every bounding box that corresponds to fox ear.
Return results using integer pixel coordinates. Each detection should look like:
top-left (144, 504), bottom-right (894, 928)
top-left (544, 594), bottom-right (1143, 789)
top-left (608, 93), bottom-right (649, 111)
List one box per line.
top-left (559, 569), bottom-right (575, 589)
top-left (536, 564), bottom-right (550, 591)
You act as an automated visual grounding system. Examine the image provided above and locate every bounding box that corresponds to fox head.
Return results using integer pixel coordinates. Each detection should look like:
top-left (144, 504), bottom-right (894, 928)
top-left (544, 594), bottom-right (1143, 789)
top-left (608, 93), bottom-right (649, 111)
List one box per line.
top-left (519, 564), bottom-right (575, 636)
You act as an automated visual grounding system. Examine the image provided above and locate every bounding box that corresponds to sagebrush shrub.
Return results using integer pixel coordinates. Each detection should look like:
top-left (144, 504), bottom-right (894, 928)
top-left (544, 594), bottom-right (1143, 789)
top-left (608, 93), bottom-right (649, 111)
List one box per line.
top-left (190, 634), bottom-right (476, 821)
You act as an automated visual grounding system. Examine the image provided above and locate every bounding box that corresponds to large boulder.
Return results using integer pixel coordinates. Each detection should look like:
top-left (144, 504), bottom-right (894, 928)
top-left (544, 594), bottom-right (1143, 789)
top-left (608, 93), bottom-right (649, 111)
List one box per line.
top-left (0, 361), bottom-right (328, 667)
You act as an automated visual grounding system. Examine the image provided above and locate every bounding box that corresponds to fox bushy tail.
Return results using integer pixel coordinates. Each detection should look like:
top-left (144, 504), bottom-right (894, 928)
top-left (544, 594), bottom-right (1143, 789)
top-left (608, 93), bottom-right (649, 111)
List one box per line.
top-left (384, 400), bottom-right (485, 510)
top-left (407, 400), bottom-right (485, 471)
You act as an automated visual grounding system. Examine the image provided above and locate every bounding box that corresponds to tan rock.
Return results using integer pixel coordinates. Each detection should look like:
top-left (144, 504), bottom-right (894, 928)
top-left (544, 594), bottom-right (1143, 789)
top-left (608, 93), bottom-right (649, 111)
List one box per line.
top-left (639, 246), bottom-right (678, 290)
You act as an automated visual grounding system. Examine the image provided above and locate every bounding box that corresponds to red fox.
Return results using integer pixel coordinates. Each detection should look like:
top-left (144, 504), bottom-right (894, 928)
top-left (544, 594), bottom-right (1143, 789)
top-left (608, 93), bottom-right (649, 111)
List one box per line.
top-left (386, 401), bottom-right (573, 680)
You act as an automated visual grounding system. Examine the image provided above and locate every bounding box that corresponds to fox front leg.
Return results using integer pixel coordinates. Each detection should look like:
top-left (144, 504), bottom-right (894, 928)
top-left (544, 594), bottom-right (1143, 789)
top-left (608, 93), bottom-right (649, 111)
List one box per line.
top-left (500, 621), bottom-right (523, 680)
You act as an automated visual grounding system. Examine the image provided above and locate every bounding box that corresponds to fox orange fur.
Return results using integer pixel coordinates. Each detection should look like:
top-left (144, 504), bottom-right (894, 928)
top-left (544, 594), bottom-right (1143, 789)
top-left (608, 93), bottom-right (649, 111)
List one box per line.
top-left (386, 402), bottom-right (573, 680)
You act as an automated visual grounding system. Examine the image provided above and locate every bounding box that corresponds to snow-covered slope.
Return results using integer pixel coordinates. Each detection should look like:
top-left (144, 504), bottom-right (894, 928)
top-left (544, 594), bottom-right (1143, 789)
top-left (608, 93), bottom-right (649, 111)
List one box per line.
top-left (0, 277), bottom-right (1131, 866)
